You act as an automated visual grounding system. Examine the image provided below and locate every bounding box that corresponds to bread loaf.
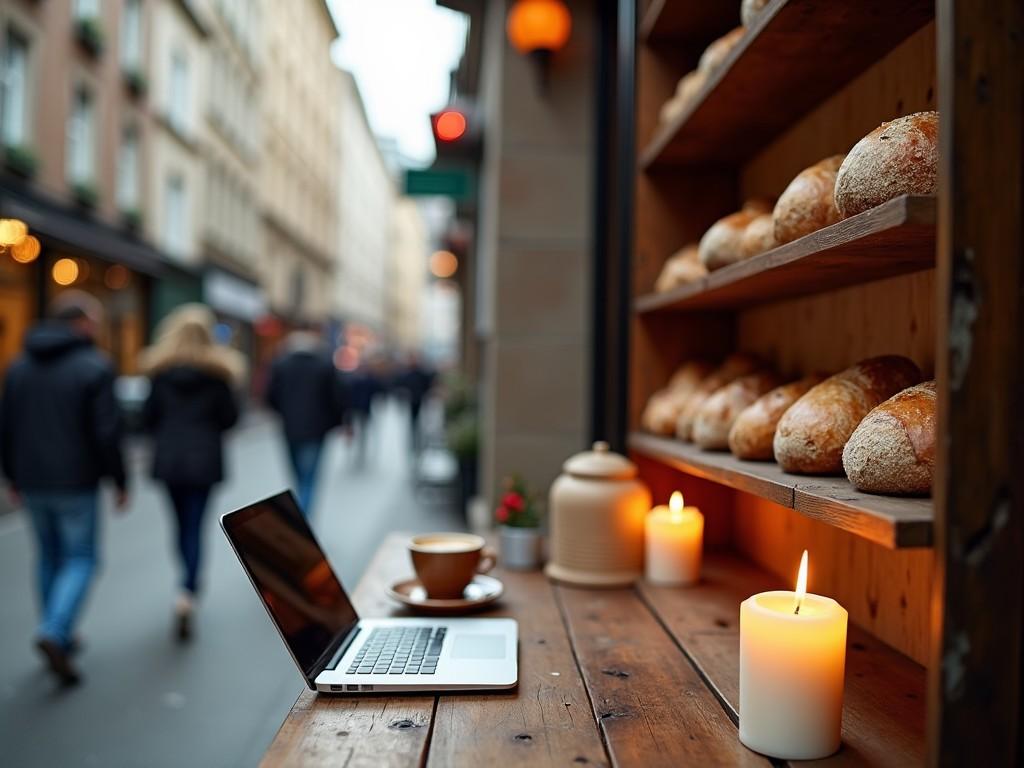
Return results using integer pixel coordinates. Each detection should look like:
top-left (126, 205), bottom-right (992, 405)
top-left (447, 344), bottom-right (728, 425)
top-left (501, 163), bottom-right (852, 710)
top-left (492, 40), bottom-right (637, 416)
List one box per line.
top-left (655, 244), bottom-right (706, 292)
top-left (842, 380), bottom-right (936, 495)
top-left (741, 0), bottom-right (770, 27)
top-left (773, 355), bottom-right (922, 474)
top-left (692, 371), bottom-right (782, 450)
top-left (698, 27), bottom-right (745, 75)
top-left (740, 213), bottom-right (776, 259)
top-left (728, 374), bottom-right (826, 460)
top-left (641, 360), bottom-right (715, 435)
top-left (834, 111), bottom-right (939, 219)
top-left (675, 353), bottom-right (762, 441)
top-left (773, 155), bottom-right (845, 245)
top-left (699, 200), bottom-right (773, 272)
top-left (659, 95), bottom-right (685, 125)
top-left (674, 70), bottom-right (707, 113)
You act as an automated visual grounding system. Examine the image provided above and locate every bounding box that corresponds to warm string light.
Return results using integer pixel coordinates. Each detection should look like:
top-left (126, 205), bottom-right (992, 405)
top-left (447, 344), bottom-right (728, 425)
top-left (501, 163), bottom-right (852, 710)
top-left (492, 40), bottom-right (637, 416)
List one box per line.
top-left (669, 491), bottom-right (684, 524)
top-left (793, 550), bottom-right (809, 615)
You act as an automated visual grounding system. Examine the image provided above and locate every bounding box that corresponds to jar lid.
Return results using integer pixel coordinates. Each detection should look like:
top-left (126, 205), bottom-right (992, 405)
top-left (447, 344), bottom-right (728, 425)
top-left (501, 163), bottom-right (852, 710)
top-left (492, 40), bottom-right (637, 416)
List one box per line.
top-left (563, 441), bottom-right (638, 480)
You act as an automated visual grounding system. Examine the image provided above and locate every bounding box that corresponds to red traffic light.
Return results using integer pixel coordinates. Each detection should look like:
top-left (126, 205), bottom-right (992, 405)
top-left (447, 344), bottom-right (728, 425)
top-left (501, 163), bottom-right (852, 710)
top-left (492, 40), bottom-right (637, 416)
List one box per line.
top-left (435, 110), bottom-right (467, 142)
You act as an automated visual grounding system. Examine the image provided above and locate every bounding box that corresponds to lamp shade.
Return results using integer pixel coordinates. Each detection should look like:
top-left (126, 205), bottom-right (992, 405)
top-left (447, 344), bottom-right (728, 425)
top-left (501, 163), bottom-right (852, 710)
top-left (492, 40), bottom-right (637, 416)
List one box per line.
top-left (507, 0), bottom-right (572, 55)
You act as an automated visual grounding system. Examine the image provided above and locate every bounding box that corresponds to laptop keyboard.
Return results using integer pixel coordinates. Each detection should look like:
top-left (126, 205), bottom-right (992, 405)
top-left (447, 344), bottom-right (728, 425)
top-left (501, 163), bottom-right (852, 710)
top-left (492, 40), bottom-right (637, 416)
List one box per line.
top-left (348, 626), bottom-right (446, 675)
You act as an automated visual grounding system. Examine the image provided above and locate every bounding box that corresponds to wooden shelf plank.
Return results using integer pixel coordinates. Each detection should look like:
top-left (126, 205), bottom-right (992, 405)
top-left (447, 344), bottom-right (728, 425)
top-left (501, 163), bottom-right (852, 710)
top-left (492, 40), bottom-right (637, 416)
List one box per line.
top-left (635, 195), bottom-right (935, 314)
top-left (640, 0), bottom-right (934, 169)
top-left (639, 554), bottom-right (927, 767)
top-left (639, 0), bottom-right (738, 45)
top-left (628, 432), bottom-right (933, 548)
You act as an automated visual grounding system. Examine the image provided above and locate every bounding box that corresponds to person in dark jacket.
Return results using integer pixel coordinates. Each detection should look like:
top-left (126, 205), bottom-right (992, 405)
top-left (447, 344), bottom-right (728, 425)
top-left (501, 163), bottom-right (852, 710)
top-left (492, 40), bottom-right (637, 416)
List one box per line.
top-left (0, 291), bottom-right (127, 685)
top-left (266, 328), bottom-right (346, 517)
top-left (140, 304), bottom-right (244, 640)
top-left (396, 353), bottom-right (436, 454)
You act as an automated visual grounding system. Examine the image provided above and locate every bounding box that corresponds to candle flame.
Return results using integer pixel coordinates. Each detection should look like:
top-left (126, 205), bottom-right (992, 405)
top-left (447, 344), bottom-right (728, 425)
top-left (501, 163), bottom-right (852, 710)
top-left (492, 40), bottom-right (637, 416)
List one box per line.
top-left (669, 491), bottom-right (684, 523)
top-left (794, 550), bottom-right (808, 614)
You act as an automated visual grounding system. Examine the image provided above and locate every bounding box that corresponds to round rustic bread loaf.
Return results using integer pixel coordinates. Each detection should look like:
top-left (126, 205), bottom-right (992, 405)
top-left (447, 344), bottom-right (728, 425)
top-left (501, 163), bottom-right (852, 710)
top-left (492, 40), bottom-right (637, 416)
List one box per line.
top-left (641, 360), bottom-right (715, 435)
top-left (698, 27), bottom-right (745, 75)
top-left (699, 200), bottom-right (773, 272)
top-left (675, 353), bottom-right (762, 441)
top-left (740, 213), bottom-right (776, 259)
top-left (834, 111), bottom-right (939, 219)
top-left (773, 355), bottom-right (922, 474)
top-left (741, 0), bottom-right (770, 26)
top-left (676, 70), bottom-right (707, 109)
top-left (659, 95), bottom-right (685, 125)
top-left (728, 374), bottom-right (827, 460)
top-left (773, 155), bottom-right (845, 245)
top-left (842, 380), bottom-right (936, 495)
top-left (692, 371), bottom-right (782, 450)
top-left (655, 244), bottom-right (706, 292)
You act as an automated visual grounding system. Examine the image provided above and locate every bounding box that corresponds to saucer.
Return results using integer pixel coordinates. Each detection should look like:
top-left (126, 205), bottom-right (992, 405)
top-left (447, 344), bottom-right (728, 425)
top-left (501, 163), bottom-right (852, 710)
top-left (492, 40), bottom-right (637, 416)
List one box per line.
top-left (387, 575), bottom-right (504, 616)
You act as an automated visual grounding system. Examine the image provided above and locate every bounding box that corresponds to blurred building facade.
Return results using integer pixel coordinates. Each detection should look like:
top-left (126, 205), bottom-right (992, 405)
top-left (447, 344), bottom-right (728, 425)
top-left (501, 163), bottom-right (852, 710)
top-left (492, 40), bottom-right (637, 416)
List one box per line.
top-left (388, 197), bottom-right (427, 352)
top-left (259, 0), bottom-right (340, 327)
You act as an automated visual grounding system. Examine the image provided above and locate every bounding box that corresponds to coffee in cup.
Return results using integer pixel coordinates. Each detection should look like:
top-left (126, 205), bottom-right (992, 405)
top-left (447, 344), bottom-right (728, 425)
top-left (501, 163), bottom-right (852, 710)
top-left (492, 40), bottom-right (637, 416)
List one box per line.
top-left (408, 533), bottom-right (496, 599)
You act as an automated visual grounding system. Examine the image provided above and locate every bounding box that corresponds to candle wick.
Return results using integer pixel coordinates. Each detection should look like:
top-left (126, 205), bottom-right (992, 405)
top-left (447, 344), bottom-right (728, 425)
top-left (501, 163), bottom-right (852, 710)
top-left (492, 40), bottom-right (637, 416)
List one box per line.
top-left (794, 602), bottom-right (801, 615)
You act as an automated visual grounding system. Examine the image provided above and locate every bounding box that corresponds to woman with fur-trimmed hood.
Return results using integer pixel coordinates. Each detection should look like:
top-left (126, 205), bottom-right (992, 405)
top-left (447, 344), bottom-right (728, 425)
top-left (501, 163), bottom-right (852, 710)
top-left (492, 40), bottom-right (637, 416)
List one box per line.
top-left (139, 304), bottom-right (246, 640)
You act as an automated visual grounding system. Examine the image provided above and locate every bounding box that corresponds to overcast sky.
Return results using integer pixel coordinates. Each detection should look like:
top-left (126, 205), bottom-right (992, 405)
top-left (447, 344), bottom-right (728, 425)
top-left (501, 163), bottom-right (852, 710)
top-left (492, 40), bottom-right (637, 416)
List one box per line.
top-left (329, 0), bottom-right (469, 167)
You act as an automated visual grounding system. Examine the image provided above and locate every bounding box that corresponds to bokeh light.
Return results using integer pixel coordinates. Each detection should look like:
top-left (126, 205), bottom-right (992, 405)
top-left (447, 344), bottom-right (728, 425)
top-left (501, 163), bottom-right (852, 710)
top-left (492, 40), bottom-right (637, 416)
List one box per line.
top-left (429, 250), bottom-right (458, 279)
top-left (435, 111), bottom-right (467, 142)
top-left (52, 258), bottom-right (80, 286)
top-left (104, 264), bottom-right (130, 290)
top-left (10, 235), bottom-right (40, 263)
top-left (0, 218), bottom-right (28, 246)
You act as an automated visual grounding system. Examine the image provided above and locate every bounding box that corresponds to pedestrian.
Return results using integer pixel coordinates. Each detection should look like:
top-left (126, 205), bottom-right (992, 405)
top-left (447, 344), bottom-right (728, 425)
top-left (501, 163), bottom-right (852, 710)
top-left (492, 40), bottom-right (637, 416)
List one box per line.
top-left (0, 291), bottom-right (128, 685)
top-left (397, 352), bottom-right (436, 453)
top-left (345, 365), bottom-right (381, 468)
top-left (139, 304), bottom-right (244, 641)
top-left (266, 326), bottom-right (347, 516)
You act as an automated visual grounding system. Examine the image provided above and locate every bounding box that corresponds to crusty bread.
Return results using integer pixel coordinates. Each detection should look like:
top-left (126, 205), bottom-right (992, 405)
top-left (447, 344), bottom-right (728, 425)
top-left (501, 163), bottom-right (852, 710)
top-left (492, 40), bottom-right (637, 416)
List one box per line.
top-left (728, 374), bottom-right (827, 460)
top-left (834, 111), bottom-right (939, 219)
top-left (677, 70), bottom-right (707, 109)
top-left (699, 200), bottom-right (773, 272)
top-left (842, 380), bottom-right (936, 495)
top-left (773, 155), bottom-right (845, 246)
top-left (741, 0), bottom-right (770, 26)
top-left (675, 353), bottom-right (762, 441)
top-left (698, 27), bottom-right (745, 74)
top-left (655, 244), bottom-right (706, 292)
top-left (773, 355), bottom-right (922, 474)
top-left (692, 371), bottom-right (782, 450)
top-left (659, 95), bottom-right (685, 125)
top-left (641, 360), bottom-right (715, 435)
top-left (740, 213), bottom-right (776, 259)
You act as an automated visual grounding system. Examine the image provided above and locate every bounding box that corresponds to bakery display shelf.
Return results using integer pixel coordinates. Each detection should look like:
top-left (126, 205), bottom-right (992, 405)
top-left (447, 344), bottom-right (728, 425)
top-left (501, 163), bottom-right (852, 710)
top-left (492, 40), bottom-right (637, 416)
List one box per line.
top-left (628, 432), bottom-right (933, 549)
top-left (639, 0), bottom-right (934, 169)
top-left (638, 0), bottom-right (738, 46)
top-left (635, 195), bottom-right (935, 314)
top-left (639, 553), bottom-right (926, 767)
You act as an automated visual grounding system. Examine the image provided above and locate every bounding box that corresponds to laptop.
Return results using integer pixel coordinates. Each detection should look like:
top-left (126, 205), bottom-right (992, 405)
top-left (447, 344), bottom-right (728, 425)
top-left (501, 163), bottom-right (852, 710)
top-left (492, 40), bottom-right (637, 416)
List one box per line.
top-left (220, 491), bottom-right (518, 693)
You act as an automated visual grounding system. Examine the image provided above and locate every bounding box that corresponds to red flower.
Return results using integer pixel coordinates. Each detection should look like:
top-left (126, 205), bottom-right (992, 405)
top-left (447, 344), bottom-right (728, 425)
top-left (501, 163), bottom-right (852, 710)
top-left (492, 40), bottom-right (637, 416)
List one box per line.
top-left (502, 492), bottom-right (524, 512)
top-left (495, 506), bottom-right (510, 523)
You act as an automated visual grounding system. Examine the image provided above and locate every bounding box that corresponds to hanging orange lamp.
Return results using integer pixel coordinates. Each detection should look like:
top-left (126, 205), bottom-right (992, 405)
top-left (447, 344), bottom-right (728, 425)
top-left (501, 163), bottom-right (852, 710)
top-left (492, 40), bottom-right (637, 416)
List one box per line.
top-left (506, 0), bottom-right (572, 55)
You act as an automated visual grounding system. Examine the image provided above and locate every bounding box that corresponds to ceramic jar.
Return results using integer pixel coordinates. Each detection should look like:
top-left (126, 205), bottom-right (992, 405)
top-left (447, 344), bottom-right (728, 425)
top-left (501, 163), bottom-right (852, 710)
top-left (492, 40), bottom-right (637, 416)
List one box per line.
top-left (545, 441), bottom-right (651, 587)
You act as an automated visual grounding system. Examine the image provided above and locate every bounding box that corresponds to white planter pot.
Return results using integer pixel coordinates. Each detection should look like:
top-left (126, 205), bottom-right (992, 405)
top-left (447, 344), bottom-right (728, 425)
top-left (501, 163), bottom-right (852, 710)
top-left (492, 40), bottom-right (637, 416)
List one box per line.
top-left (499, 526), bottom-right (543, 571)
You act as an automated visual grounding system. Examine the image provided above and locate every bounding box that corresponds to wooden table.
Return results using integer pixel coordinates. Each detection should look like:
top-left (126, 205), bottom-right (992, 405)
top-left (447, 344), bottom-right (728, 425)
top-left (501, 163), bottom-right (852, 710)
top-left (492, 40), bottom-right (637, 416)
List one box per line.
top-left (262, 535), bottom-right (925, 767)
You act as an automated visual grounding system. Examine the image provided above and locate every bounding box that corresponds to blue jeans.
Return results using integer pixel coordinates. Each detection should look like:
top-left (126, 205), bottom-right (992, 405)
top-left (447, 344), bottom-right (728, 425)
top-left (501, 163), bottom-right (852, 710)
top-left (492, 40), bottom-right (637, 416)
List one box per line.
top-left (287, 441), bottom-right (323, 517)
top-left (23, 491), bottom-right (100, 649)
top-left (166, 485), bottom-right (212, 595)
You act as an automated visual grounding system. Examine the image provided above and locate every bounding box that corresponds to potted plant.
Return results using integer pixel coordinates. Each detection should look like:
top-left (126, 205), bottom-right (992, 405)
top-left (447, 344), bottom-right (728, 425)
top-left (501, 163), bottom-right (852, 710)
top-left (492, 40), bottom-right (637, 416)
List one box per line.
top-left (72, 181), bottom-right (98, 209)
top-left (124, 68), bottom-right (147, 98)
top-left (121, 207), bottom-right (143, 232)
top-left (495, 475), bottom-right (544, 570)
top-left (3, 144), bottom-right (38, 178)
top-left (75, 16), bottom-right (105, 57)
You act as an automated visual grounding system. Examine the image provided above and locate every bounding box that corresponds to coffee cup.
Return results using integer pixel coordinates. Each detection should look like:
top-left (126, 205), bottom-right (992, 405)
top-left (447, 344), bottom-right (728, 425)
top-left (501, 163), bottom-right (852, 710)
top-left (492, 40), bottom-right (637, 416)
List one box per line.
top-left (408, 533), bottom-right (497, 599)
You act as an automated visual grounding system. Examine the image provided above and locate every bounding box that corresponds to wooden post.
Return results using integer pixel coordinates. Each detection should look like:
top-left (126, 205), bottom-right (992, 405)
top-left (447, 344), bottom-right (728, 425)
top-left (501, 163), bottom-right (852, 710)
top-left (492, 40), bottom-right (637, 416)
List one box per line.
top-left (931, 0), bottom-right (1024, 764)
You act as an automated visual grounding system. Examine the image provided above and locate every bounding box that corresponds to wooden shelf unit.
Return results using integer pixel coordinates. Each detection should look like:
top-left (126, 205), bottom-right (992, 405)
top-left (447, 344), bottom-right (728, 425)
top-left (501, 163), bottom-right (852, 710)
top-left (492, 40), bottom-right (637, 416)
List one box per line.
top-left (635, 195), bottom-right (935, 313)
top-left (638, 0), bottom-right (737, 45)
top-left (640, 0), bottom-right (934, 169)
top-left (629, 432), bottom-right (933, 548)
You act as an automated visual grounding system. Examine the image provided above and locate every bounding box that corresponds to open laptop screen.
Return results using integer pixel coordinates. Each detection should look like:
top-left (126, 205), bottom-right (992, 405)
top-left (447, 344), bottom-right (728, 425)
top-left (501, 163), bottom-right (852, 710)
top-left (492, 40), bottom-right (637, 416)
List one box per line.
top-left (222, 492), bottom-right (358, 680)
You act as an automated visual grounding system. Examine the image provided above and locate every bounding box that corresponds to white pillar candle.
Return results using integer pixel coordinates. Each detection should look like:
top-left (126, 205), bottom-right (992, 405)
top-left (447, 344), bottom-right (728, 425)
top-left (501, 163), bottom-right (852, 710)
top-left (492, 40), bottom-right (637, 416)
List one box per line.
top-left (739, 551), bottom-right (848, 760)
top-left (644, 491), bottom-right (703, 585)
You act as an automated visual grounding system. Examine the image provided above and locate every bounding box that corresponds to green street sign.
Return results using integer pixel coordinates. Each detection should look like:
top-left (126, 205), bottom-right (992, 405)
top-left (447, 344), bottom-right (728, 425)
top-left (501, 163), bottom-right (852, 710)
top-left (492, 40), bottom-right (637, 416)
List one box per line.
top-left (405, 168), bottom-right (476, 200)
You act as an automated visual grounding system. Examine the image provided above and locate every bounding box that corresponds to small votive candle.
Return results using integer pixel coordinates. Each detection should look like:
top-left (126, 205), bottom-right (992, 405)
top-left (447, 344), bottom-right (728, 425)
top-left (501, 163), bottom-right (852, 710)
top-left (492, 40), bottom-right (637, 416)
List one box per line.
top-left (644, 491), bottom-right (703, 585)
top-left (739, 551), bottom-right (848, 760)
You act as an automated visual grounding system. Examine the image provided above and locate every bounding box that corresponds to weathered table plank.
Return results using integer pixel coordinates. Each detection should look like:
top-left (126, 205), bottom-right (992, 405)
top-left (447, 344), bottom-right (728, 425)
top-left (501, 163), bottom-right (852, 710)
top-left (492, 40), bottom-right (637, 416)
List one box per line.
top-left (428, 568), bottom-right (608, 766)
top-left (638, 554), bottom-right (926, 767)
top-left (555, 584), bottom-right (768, 767)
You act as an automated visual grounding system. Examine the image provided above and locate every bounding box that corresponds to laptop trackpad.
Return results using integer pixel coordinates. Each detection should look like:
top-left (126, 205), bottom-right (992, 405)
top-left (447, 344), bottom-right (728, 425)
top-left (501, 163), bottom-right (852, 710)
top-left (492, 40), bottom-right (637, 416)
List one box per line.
top-left (451, 634), bottom-right (505, 660)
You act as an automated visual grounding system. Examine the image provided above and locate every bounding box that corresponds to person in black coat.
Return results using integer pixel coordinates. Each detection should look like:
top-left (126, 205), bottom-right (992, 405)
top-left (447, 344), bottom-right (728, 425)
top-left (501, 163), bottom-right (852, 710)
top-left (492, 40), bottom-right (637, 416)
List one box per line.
top-left (140, 304), bottom-right (244, 640)
top-left (0, 291), bottom-right (127, 685)
top-left (266, 329), bottom-right (346, 517)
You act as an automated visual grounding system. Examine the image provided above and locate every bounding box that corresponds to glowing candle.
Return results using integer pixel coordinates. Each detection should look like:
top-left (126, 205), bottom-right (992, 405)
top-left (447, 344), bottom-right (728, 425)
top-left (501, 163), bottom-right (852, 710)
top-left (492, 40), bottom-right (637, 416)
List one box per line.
top-left (644, 491), bottom-right (703, 585)
top-left (739, 551), bottom-right (848, 760)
